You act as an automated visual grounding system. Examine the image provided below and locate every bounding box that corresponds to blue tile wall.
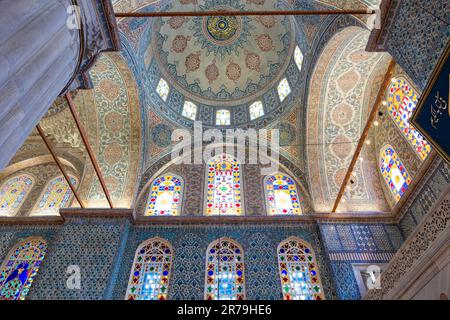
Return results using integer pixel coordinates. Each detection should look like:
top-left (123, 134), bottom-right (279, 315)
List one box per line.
top-left (318, 223), bottom-right (404, 300)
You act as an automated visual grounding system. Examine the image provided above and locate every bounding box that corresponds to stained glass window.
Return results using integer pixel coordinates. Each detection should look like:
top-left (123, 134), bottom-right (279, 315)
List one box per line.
top-left (278, 237), bottom-right (324, 300)
top-left (126, 238), bottom-right (173, 300)
top-left (204, 238), bottom-right (245, 300)
top-left (182, 101), bottom-right (197, 120)
top-left (278, 78), bottom-right (291, 102)
top-left (0, 174), bottom-right (34, 216)
top-left (156, 78), bottom-right (170, 101)
top-left (32, 176), bottom-right (77, 215)
top-left (205, 154), bottom-right (243, 216)
top-left (265, 174), bottom-right (303, 215)
top-left (249, 101), bottom-right (264, 120)
top-left (294, 46), bottom-right (304, 71)
top-left (387, 78), bottom-right (431, 160)
top-left (0, 238), bottom-right (47, 300)
top-left (145, 175), bottom-right (183, 216)
top-left (216, 109), bottom-right (231, 126)
top-left (380, 145), bottom-right (412, 202)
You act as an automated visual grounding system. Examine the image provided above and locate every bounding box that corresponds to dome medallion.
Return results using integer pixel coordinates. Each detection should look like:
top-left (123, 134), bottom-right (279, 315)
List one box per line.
top-left (205, 14), bottom-right (240, 43)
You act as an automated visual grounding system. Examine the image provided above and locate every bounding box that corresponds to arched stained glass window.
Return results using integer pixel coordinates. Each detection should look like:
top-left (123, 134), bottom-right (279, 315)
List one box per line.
top-left (264, 174), bottom-right (303, 215)
top-left (380, 145), bottom-right (412, 202)
top-left (204, 238), bottom-right (245, 300)
top-left (145, 174), bottom-right (183, 216)
top-left (205, 154), bottom-right (243, 216)
top-left (126, 238), bottom-right (173, 300)
top-left (387, 78), bottom-right (431, 160)
top-left (0, 174), bottom-right (34, 216)
top-left (32, 176), bottom-right (77, 215)
top-left (0, 238), bottom-right (47, 300)
top-left (278, 237), bottom-right (324, 300)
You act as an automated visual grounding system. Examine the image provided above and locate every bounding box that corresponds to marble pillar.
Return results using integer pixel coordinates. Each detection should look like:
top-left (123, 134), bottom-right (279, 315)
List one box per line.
top-left (0, 0), bottom-right (120, 169)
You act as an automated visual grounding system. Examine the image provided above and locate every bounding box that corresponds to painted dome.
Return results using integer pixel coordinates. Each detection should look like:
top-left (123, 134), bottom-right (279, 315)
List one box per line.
top-left (152, 0), bottom-right (295, 106)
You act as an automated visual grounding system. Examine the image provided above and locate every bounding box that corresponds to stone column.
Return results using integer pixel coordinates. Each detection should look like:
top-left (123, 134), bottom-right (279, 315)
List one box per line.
top-left (0, 0), bottom-right (120, 169)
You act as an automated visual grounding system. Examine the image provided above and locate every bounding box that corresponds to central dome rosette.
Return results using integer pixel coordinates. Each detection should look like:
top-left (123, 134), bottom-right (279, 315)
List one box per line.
top-left (152, 0), bottom-right (295, 106)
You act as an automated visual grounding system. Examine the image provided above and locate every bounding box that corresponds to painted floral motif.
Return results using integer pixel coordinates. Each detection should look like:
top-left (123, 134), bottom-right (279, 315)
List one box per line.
top-left (171, 35), bottom-right (191, 53)
top-left (256, 16), bottom-right (275, 28)
top-left (247, 0), bottom-right (265, 4)
top-left (168, 16), bottom-right (187, 29)
top-left (245, 52), bottom-right (261, 71)
top-left (205, 59), bottom-right (220, 84)
top-left (185, 51), bottom-right (201, 73)
top-left (226, 60), bottom-right (241, 82)
top-left (97, 79), bottom-right (121, 101)
top-left (255, 34), bottom-right (274, 52)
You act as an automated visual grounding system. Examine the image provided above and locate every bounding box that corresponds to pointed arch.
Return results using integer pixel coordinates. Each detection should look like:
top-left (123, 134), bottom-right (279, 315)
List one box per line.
top-left (125, 238), bottom-right (173, 300)
top-left (0, 174), bottom-right (34, 216)
top-left (387, 78), bottom-right (431, 160)
top-left (278, 237), bottom-right (325, 300)
top-left (145, 174), bottom-right (184, 216)
top-left (204, 154), bottom-right (244, 216)
top-left (204, 238), bottom-right (245, 300)
top-left (379, 144), bottom-right (412, 202)
top-left (0, 237), bottom-right (47, 300)
top-left (264, 173), bottom-right (303, 215)
top-left (32, 175), bottom-right (78, 215)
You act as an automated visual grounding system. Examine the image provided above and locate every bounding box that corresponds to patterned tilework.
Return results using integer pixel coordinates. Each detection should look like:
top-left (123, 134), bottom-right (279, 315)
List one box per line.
top-left (0, 220), bottom-right (416, 300)
top-left (112, 223), bottom-right (336, 300)
top-left (383, 0), bottom-right (450, 90)
top-left (398, 159), bottom-right (450, 239)
top-left (319, 223), bottom-right (404, 300)
top-left (0, 220), bottom-right (126, 300)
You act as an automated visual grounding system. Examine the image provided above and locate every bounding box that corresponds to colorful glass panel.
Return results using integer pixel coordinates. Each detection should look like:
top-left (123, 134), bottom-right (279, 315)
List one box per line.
top-left (380, 145), bottom-right (412, 202)
top-left (156, 78), bottom-right (170, 101)
top-left (216, 109), bottom-right (231, 126)
top-left (249, 101), bottom-right (264, 120)
top-left (294, 46), bottom-right (304, 71)
top-left (126, 239), bottom-right (172, 300)
top-left (205, 154), bottom-right (242, 216)
top-left (145, 175), bottom-right (183, 216)
top-left (0, 238), bottom-right (47, 300)
top-left (277, 78), bottom-right (291, 102)
top-left (278, 238), bottom-right (324, 300)
top-left (387, 79), bottom-right (431, 160)
top-left (205, 239), bottom-right (245, 300)
top-left (33, 176), bottom-right (77, 215)
top-left (182, 101), bottom-right (197, 120)
top-left (265, 174), bottom-right (302, 215)
top-left (0, 175), bottom-right (33, 216)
